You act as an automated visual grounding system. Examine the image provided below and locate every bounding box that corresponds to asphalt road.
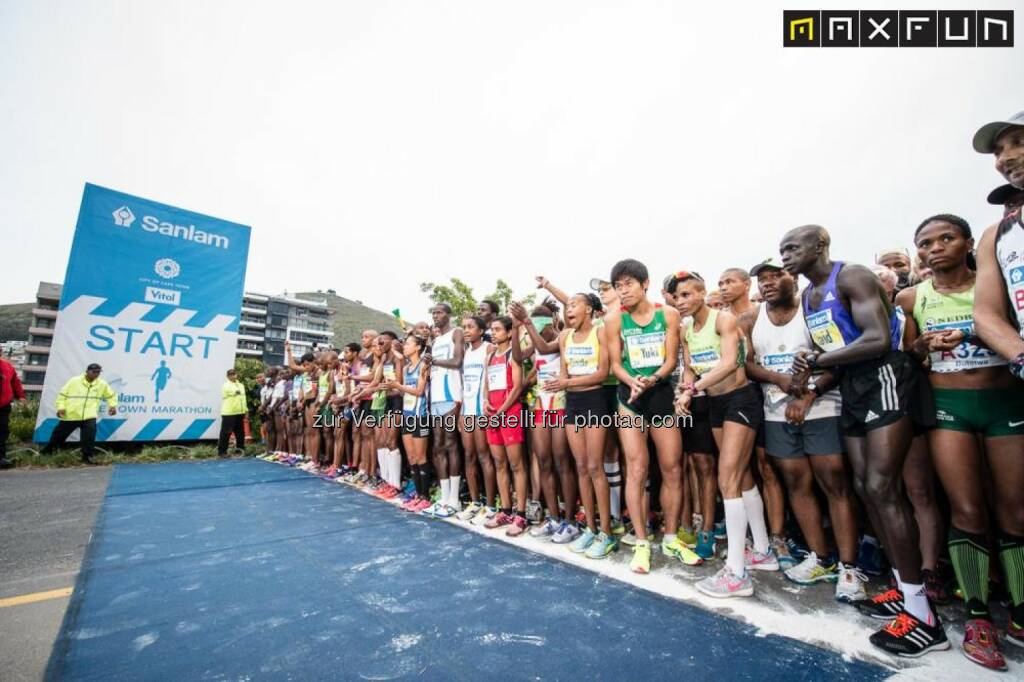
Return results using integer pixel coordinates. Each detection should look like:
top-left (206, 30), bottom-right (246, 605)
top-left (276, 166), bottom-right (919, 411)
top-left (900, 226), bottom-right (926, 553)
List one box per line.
top-left (0, 466), bottom-right (111, 682)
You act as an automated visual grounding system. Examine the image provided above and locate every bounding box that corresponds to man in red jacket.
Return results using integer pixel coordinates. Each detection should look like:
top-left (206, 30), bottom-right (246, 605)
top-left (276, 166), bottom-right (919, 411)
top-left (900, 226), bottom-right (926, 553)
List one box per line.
top-left (1, 349), bottom-right (27, 469)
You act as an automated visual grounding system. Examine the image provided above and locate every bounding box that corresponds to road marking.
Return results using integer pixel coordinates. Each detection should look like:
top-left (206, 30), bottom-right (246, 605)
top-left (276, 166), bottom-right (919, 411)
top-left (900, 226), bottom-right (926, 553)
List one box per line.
top-left (0, 587), bottom-right (73, 608)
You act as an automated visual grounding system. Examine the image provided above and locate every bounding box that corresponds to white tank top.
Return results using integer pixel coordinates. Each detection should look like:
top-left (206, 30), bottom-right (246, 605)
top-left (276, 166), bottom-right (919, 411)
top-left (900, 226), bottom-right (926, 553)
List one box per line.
top-left (751, 304), bottom-right (841, 422)
top-left (461, 342), bottom-right (488, 417)
top-left (429, 328), bottom-right (463, 403)
top-left (996, 212), bottom-right (1024, 340)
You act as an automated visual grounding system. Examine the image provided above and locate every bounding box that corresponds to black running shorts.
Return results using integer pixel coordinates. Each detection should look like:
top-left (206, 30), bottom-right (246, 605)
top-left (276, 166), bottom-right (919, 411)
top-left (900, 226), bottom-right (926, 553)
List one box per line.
top-left (840, 350), bottom-right (935, 437)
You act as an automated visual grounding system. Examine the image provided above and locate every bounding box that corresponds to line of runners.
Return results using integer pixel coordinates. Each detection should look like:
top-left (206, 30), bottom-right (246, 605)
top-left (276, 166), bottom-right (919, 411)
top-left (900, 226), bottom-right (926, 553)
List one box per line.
top-left (251, 111), bottom-right (1024, 669)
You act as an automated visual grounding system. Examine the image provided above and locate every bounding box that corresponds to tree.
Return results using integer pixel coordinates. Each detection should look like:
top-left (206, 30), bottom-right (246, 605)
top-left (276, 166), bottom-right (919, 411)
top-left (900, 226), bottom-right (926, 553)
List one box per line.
top-left (419, 278), bottom-right (536, 318)
top-left (233, 357), bottom-right (265, 430)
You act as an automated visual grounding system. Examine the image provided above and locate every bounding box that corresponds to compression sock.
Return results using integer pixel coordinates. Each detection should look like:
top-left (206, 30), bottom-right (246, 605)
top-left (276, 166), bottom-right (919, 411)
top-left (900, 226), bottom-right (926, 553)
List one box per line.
top-left (724, 497), bottom-right (748, 577)
top-left (439, 478), bottom-right (451, 506)
top-left (742, 487), bottom-right (770, 555)
top-left (949, 527), bottom-right (991, 619)
top-left (604, 461), bottom-right (622, 519)
top-left (376, 448), bottom-right (387, 482)
top-left (999, 532), bottom-right (1024, 624)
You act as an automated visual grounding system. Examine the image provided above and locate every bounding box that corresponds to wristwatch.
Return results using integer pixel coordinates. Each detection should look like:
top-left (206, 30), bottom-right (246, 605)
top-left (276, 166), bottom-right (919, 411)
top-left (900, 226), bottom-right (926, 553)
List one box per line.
top-left (1011, 352), bottom-right (1024, 380)
top-left (807, 381), bottom-right (821, 397)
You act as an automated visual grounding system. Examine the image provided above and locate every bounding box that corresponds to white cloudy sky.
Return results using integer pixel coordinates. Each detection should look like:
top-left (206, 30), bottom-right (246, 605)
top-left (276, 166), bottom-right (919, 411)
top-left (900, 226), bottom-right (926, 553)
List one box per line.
top-left (1, 1), bottom-right (1021, 330)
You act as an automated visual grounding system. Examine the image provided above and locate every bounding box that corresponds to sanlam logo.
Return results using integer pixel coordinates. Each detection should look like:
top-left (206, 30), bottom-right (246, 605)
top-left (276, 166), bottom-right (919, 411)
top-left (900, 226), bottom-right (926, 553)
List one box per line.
top-left (112, 206), bottom-right (135, 227)
top-left (111, 207), bottom-right (230, 249)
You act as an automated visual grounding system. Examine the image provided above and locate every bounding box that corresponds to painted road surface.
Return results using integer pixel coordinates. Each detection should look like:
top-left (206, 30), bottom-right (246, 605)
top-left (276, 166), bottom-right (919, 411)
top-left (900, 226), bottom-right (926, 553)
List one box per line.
top-left (45, 459), bottom-right (1020, 680)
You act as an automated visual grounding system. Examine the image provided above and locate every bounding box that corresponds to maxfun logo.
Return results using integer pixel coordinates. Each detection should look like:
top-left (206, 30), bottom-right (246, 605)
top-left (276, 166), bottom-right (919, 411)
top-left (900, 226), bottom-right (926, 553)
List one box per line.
top-left (112, 206), bottom-right (136, 227)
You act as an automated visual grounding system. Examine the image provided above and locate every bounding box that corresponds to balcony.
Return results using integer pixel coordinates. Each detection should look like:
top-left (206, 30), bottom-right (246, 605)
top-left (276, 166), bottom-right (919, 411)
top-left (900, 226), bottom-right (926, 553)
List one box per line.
top-left (239, 319), bottom-right (266, 329)
top-left (25, 344), bottom-right (52, 354)
top-left (238, 332), bottom-right (264, 342)
top-left (236, 347), bottom-right (263, 357)
top-left (32, 308), bottom-right (58, 319)
top-left (29, 326), bottom-right (54, 337)
top-left (240, 305), bottom-right (267, 316)
top-left (288, 326), bottom-right (334, 337)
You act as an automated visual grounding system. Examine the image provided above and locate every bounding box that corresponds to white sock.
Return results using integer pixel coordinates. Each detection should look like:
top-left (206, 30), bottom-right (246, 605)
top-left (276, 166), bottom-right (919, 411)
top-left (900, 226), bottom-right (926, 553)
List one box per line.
top-left (900, 580), bottom-right (934, 624)
top-left (376, 448), bottom-right (387, 480)
top-left (604, 461), bottom-right (622, 518)
top-left (724, 497), bottom-right (748, 577)
top-left (440, 478), bottom-right (450, 506)
top-left (741, 487), bottom-right (770, 554)
top-left (389, 450), bottom-right (402, 487)
top-left (893, 568), bottom-right (902, 585)
top-left (448, 475), bottom-right (461, 507)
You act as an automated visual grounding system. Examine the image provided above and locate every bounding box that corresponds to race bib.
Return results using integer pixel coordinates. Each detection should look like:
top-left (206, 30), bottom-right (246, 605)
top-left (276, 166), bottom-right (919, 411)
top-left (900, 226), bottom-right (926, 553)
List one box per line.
top-left (689, 349), bottom-right (719, 377)
top-left (566, 345), bottom-right (597, 376)
top-left (760, 352), bottom-right (795, 404)
top-left (924, 319), bottom-right (1005, 372)
top-left (625, 331), bottom-right (666, 369)
top-left (487, 362), bottom-right (508, 391)
top-left (463, 365), bottom-right (483, 396)
top-left (806, 309), bottom-right (846, 352)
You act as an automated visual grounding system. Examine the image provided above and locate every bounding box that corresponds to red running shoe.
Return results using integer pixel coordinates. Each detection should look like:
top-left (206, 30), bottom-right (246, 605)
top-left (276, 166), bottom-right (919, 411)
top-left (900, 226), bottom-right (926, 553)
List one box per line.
top-left (961, 618), bottom-right (1006, 670)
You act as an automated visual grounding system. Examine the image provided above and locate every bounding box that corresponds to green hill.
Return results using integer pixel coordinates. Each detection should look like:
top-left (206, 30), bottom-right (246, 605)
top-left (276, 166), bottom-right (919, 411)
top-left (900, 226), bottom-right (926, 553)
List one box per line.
top-left (0, 302), bottom-right (33, 342)
top-left (295, 291), bottom-right (403, 346)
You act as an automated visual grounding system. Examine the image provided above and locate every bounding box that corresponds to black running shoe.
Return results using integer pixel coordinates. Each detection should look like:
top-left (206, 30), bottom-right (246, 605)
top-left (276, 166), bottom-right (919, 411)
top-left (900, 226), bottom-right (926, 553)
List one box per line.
top-left (869, 612), bottom-right (950, 658)
top-left (856, 588), bottom-right (905, 620)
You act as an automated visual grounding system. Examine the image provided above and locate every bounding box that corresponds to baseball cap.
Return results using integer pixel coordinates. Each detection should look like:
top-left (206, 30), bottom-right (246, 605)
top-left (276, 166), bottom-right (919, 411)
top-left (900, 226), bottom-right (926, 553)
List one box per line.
top-left (749, 257), bottom-right (784, 277)
top-left (973, 110), bottom-right (1024, 154)
top-left (86, 363), bottom-right (102, 371)
top-left (987, 183), bottom-right (1024, 205)
top-left (875, 247), bottom-right (909, 263)
top-left (589, 277), bottom-right (611, 291)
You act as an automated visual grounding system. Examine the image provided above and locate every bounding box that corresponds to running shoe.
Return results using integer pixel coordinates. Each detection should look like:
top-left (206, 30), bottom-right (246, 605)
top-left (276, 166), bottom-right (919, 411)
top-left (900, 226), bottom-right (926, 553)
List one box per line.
top-left (457, 501), bottom-right (483, 521)
top-left (771, 535), bottom-right (797, 570)
top-left (507, 515), bottom-right (529, 537)
top-left (585, 532), bottom-right (617, 560)
top-left (400, 497), bottom-right (418, 512)
top-left (856, 535), bottom-right (885, 577)
top-left (620, 530), bottom-right (638, 547)
top-left (744, 547), bottom-right (779, 572)
top-left (922, 568), bottom-right (951, 605)
top-left (630, 541), bottom-right (651, 574)
top-left (856, 588), bottom-right (905, 620)
top-left (569, 528), bottom-right (596, 554)
top-left (471, 506), bottom-right (496, 526)
top-left (610, 517), bottom-right (626, 536)
top-left (961, 618), bottom-right (1007, 670)
top-left (662, 536), bottom-right (703, 566)
top-left (484, 511), bottom-right (513, 530)
top-left (413, 497), bottom-right (433, 513)
top-left (869, 612), bottom-right (949, 658)
top-left (380, 486), bottom-right (400, 500)
top-left (713, 520), bottom-right (727, 540)
top-left (784, 552), bottom-right (837, 585)
top-left (677, 526), bottom-right (698, 549)
top-left (835, 563), bottom-right (868, 604)
top-left (695, 530), bottom-right (716, 560)
top-left (525, 499), bottom-right (543, 525)
top-left (400, 480), bottom-right (416, 498)
top-left (434, 505), bottom-right (456, 519)
top-left (420, 502), bottom-right (440, 517)
top-left (695, 565), bottom-right (754, 598)
top-left (1006, 619), bottom-right (1023, 648)
top-left (530, 517), bottom-right (559, 539)
top-left (552, 521), bottom-right (580, 545)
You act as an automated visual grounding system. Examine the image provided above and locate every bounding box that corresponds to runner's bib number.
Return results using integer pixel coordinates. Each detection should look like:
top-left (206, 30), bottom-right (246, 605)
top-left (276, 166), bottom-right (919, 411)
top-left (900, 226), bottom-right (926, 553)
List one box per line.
top-left (805, 309), bottom-right (846, 352)
top-left (625, 331), bottom-right (666, 369)
top-left (487, 362), bottom-right (508, 391)
top-left (760, 352), bottom-right (795, 404)
top-left (924, 320), bottom-right (1005, 372)
top-left (463, 365), bottom-right (483, 397)
top-left (689, 349), bottom-right (720, 377)
top-left (566, 345), bottom-right (597, 376)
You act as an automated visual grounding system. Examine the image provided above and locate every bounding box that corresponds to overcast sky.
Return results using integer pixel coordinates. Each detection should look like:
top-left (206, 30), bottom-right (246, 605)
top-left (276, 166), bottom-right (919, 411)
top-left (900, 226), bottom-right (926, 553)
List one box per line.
top-left (1, 1), bottom-right (1021, 330)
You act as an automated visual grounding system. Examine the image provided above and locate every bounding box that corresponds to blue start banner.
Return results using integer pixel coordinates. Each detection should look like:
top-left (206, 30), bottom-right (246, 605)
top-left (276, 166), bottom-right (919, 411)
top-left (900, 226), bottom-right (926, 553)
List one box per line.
top-left (34, 184), bottom-right (251, 443)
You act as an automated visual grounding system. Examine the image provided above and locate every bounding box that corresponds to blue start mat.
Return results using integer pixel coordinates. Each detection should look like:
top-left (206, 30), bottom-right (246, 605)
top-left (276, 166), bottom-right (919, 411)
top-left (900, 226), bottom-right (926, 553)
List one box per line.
top-left (47, 459), bottom-right (888, 680)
